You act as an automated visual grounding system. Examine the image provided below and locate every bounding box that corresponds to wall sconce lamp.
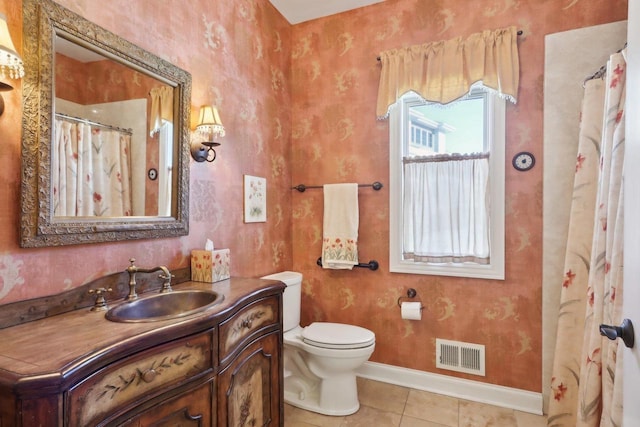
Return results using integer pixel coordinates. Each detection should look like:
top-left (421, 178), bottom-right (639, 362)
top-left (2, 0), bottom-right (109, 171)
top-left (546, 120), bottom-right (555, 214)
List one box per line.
top-left (191, 105), bottom-right (225, 162)
top-left (0, 13), bottom-right (24, 117)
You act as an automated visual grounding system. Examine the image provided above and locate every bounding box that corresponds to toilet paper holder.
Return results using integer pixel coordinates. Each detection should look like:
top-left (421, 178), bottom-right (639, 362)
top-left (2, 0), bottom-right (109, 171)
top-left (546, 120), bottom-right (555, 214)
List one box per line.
top-left (397, 288), bottom-right (424, 309)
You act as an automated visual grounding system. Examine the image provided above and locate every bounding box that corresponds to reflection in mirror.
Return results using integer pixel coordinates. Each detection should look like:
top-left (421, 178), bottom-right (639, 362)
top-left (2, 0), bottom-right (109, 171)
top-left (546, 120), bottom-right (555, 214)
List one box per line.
top-left (53, 35), bottom-right (173, 218)
top-left (20, 0), bottom-right (192, 247)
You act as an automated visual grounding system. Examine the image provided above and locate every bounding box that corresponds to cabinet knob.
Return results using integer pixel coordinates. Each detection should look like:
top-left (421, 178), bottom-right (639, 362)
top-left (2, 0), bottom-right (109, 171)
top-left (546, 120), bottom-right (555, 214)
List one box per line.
top-left (141, 369), bottom-right (157, 383)
top-left (241, 319), bottom-right (253, 329)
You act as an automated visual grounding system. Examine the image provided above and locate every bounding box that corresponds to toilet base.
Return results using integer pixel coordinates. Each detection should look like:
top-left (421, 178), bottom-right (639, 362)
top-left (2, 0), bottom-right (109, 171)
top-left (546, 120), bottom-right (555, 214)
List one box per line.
top-left (284, 373), bottom-right (360, 416)
top-left (281, 325), bottom-right (374, 417)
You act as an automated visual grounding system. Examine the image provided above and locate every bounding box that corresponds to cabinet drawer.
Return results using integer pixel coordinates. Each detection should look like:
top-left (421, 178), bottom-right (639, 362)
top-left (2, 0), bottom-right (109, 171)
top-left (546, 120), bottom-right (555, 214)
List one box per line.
top-left (118, 380), bottom-right (214, 426)
top-left (218, 296), bottom-right (279, 362)
top-left (67, 332), bottom-right (212, 427)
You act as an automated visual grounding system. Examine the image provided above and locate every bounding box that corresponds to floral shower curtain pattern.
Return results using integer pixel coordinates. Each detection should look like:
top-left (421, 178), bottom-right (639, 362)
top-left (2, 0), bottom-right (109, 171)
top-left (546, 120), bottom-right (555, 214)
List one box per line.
top-left (547, 75), bottom-right (604, 427)
top-left (53, 119), bottom-right (133, 217)
top-left (548, 50), bottom-right (626, 427)
top-left (577, 50), bottom-right (625, 427)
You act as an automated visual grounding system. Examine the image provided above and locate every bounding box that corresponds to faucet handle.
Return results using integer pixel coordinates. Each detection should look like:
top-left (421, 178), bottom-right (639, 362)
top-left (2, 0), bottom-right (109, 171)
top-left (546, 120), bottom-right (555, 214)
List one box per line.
top-left (158, 271), bottom-right (175, 293)
top-left (89, 287), bottom-right (112, 312)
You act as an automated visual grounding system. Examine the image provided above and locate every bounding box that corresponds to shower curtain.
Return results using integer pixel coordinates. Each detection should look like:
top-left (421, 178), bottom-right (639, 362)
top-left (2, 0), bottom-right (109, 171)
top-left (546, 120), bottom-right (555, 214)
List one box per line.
top-left (53, 119), bottom-right (133, 217)
top-left (548, 50), bottom-right (626, 427)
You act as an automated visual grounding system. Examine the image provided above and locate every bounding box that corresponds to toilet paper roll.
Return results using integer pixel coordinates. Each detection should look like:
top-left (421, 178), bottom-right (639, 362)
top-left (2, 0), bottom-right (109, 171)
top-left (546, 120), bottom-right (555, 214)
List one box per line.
top-left (401, 301), bottom-right (422, 320)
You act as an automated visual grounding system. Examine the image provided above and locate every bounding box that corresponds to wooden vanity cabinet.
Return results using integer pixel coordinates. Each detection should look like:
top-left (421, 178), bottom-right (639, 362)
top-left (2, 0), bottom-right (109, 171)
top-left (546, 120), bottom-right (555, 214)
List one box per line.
top-left (0, 279), bottom-right (284, 427)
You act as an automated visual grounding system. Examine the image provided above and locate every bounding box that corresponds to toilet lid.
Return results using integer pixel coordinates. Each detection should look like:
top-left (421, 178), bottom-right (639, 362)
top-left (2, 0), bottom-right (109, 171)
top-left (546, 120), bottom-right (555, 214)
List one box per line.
top-left (302, 322), bottom-right (375, 349)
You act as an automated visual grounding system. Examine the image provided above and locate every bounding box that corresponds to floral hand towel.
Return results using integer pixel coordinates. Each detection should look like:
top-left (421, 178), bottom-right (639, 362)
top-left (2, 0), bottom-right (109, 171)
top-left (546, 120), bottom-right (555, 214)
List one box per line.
top-left (322, 183), bottom-right (359, 269)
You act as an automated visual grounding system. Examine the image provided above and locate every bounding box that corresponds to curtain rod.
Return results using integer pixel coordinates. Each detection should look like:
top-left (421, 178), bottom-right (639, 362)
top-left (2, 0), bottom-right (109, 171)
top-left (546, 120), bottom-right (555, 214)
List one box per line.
top-left (292, 181), bottom-right (383, 192)
top-left (55, 112), bottom-right (133, 136)
top-left (583, 42), bottom-right (627, 87)
top-left (376, 30), bottom-right (523, 61)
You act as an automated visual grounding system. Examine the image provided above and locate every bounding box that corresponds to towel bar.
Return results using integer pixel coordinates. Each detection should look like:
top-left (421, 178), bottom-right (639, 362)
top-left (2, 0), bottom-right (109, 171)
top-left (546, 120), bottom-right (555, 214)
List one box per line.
top-left (292, 181), bottom-right (383, 193)
top-left (316, 257), bottom-right (379, 271)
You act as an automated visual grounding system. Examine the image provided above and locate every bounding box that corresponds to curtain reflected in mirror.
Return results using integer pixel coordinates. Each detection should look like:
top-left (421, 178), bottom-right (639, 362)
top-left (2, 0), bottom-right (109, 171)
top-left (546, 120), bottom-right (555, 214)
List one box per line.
top-left (53, 116), bottom-right (132, 216)
top-left (53, 35), bottom-right (174, 218)
top-left (149, 86), bottom-right (174, 217)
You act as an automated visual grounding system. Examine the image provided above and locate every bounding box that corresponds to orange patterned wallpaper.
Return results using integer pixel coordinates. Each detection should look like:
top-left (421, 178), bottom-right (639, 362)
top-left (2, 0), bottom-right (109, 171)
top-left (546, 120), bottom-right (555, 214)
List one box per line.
top-left (0, 0), bottom-right (292, 301)
top-left (55, 53), bottom-right (159, 104)
top-left (0, 0), bottom-right (627, 394)
top-left (290, 0), bottom-right (627, 392)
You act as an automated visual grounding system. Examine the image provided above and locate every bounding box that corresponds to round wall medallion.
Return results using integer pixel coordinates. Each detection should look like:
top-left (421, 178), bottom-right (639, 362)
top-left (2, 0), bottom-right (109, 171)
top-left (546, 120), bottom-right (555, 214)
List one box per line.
top-left (147, 168), bottom-right (158, 180)
top-left (512, 152), bottom-right (535, 172)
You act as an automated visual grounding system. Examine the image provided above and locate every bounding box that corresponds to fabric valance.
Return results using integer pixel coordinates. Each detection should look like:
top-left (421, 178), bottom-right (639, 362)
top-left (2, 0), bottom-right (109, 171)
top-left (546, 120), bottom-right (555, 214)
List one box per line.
top-left (149, 86), bottom-right (174, 136)
top-left (376, 26), bottom-right (520, 118)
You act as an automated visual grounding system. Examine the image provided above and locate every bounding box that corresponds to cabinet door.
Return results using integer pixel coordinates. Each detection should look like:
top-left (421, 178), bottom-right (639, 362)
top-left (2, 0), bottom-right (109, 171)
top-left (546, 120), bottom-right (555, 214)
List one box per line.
top-left (217, 331), bottom-right (282, 427)
top-left (119, 380), bottom-right (214, 427)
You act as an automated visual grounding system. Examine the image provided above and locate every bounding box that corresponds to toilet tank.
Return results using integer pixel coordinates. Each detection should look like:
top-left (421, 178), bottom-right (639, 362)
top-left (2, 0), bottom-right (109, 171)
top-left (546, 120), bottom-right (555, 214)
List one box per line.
top-left (261, 271), bottom-right (302, 332)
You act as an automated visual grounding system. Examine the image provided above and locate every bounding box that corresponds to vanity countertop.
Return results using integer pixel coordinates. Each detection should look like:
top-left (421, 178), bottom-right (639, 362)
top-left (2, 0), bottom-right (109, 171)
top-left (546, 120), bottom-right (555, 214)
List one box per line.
top-left (0, 277), bottom-right (284, 389)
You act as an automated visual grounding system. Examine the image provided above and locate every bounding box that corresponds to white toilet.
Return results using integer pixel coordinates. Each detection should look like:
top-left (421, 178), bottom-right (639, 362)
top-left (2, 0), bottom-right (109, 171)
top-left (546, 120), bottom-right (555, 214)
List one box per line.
top-left (261, 271), bottom-right (375, 416)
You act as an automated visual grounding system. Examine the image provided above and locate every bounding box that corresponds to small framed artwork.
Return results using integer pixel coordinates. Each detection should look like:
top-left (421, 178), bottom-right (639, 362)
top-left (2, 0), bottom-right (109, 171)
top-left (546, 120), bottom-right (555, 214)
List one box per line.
top-left (243, 175), bottom-right (267, 223)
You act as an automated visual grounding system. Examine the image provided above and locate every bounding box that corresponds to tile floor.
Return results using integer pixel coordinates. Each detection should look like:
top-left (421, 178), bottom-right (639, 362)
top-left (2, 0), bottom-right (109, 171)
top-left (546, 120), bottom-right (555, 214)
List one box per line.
top-left (284, 378), bottom-right (547, 427)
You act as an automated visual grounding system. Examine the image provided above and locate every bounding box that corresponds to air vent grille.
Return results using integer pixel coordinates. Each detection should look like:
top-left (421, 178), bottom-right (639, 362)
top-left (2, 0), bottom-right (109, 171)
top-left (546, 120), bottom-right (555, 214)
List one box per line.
top-left (436, 339), bottom-right (485, 376)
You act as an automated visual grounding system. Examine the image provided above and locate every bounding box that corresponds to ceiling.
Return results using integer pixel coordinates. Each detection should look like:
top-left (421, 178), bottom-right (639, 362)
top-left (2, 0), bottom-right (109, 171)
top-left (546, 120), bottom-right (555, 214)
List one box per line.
top-left (57, 36), bottom-right (105, 63)
top-left (269, 0), bottom-right (385, 24)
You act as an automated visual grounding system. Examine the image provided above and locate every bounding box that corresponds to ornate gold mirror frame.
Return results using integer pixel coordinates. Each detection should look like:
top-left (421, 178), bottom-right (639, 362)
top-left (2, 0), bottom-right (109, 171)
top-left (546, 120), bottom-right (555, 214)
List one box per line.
top-left (20, 0), bottom-right (192, 247)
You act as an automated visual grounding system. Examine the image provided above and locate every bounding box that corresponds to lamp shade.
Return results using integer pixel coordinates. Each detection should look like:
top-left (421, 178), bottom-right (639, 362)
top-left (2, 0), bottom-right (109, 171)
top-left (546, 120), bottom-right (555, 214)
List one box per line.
top-left (0, 14), bottom-right (23, 81)
top-left (197, 105), bottom-right (223, 126)
top-left (196, 105), bottom-right (225, 138)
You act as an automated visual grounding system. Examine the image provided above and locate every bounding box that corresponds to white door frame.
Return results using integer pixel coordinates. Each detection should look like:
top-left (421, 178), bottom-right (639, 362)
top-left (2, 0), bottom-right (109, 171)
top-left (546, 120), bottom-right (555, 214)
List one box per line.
top-left (623, 1), bottom-right (640, 424)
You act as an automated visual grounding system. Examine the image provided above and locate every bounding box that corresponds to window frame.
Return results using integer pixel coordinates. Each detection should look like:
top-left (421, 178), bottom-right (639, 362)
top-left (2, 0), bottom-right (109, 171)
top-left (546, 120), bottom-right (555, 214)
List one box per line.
top-left (389, 90), bottom-right (506, 280)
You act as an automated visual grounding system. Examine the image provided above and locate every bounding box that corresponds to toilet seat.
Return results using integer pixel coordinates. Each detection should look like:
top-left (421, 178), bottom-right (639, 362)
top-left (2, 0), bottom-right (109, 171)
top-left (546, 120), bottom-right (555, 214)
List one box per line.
top-left (302, 322), bottom-right (375, 350)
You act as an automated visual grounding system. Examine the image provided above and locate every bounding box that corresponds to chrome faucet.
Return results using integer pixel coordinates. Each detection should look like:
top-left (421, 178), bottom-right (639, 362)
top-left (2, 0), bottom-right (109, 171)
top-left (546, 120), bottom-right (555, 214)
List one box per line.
top-left (125, 258), bottom-right (173, 301)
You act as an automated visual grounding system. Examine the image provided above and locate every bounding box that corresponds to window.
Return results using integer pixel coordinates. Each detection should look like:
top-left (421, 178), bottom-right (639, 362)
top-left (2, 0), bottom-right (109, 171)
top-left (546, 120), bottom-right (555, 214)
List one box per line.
top-left (389, 89), bottom-right (505, 279)
top-left (157, 121), bottom-right (173, 216)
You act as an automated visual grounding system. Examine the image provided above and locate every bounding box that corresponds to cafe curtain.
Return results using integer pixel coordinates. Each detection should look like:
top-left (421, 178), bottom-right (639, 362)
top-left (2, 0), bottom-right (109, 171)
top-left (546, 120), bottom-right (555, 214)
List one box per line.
top-left (376, 26), bottom-right (519, 118)
top-left (403, 154), bottom-right (490, 264)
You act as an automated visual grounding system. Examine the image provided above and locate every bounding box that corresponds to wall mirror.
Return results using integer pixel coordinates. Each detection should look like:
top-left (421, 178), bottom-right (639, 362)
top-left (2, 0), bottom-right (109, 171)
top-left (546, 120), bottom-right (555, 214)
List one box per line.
top-left (20, 0), bottom-right (192, 247)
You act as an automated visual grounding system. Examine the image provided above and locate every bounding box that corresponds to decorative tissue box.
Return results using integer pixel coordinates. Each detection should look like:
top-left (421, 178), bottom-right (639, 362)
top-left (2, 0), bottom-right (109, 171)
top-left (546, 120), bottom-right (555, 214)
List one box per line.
top-left (191, 249), bottom-right (230, 283)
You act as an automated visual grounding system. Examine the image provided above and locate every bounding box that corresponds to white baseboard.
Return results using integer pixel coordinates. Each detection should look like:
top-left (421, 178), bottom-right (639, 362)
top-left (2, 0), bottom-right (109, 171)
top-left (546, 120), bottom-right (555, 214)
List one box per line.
top-left (356, 361), bottom-right (543, 415)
